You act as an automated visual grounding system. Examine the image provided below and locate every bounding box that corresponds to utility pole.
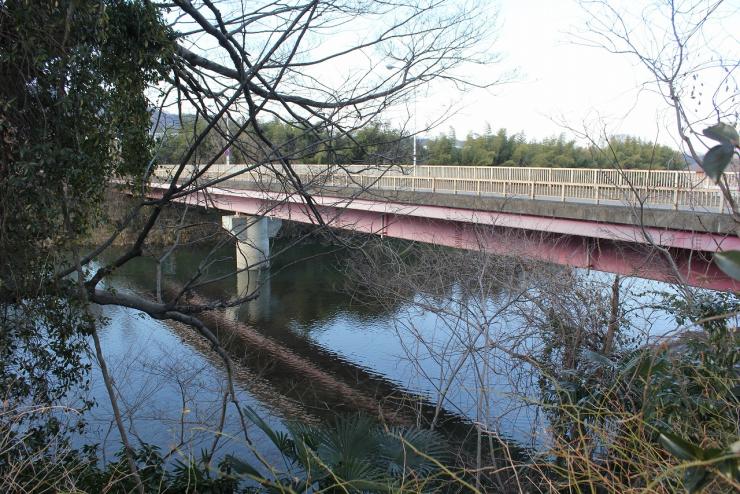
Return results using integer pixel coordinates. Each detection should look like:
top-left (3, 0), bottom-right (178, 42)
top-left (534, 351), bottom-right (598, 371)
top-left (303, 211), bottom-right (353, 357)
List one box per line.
top-left (413, 134), bottom-right (417, 167)
top-left (225, 117), bottom-right (231, 166)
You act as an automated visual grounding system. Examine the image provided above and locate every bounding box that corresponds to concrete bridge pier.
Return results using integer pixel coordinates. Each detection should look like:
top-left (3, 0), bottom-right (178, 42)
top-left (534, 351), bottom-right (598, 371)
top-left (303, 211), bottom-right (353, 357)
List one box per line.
top-left (222, 214), bottom-right (282, 270)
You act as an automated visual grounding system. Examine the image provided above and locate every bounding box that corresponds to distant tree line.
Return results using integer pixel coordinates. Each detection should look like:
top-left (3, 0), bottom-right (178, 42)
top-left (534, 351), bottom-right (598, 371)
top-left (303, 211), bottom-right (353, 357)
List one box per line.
top-left (425, 126), bottom-right (685, 169)
top-left (155, 116), bottom-right (412, 167)
top-left (156, 116), bottom-right (685, 170)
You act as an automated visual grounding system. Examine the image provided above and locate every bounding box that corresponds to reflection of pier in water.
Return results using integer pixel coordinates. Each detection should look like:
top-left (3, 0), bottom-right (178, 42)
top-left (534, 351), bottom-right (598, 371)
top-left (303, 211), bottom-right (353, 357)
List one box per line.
top-left (229, 269), bottom-right (272, 322)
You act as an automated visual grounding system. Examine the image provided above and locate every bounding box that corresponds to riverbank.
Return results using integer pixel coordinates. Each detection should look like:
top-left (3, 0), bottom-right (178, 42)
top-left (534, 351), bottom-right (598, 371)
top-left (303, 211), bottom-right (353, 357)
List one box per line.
top-left (82, 189), bottom-right (226, 247)
top-left (85, 189), bottom-right (318, 248)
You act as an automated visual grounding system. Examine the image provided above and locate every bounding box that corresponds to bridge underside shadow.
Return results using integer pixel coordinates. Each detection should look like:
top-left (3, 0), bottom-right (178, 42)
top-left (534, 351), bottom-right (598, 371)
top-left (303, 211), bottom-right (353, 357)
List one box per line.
top-left (146, 185), bottom-right (737, 291)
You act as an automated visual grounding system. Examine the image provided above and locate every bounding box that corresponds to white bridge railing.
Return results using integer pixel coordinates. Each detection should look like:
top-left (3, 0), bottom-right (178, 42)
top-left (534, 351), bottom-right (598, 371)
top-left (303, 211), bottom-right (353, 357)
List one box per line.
top-left (153, 164), bottom-right (739, 212)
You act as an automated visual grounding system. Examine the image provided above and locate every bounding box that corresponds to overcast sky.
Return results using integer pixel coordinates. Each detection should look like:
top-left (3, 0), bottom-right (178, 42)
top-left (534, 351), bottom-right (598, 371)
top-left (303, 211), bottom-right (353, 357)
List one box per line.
top-left (172, 0), bottom-right (738, 149)
top-left (408, 0), bottom-right (739, 148)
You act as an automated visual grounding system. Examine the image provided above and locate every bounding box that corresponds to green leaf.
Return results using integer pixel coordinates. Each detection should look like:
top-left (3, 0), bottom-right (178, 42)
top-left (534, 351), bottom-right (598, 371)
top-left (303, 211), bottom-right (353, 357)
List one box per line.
top-left (716, 458), bottom-right (738, 483)
top-left (343, 478), bottom-right (394, 492)
top-left (659, 432), bottom-right (703, 461)
top-left (703, 123), bottom-right (739, 146)
top-left (381, 427), bottom-right (448, 477)
top-left (714, 251), bottom-right (740, 281)
top-left (684, 466), bottom-right (710, 493)
top-left (620, 350), bottom-right (648, 375)
top-left (223, 454), bottom-right (262, 478)
top-left (701, 143), bottom-right (735, 182)
top-left (582, 349), bottom-right (615, 369)
top-left (242, 406), bottom-right (294, 455)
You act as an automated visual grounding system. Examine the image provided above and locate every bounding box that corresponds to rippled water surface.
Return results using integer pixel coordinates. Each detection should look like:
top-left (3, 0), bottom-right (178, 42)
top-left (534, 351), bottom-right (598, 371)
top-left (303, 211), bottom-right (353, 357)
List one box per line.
top-left (82, 238), bottom-right (680, 460)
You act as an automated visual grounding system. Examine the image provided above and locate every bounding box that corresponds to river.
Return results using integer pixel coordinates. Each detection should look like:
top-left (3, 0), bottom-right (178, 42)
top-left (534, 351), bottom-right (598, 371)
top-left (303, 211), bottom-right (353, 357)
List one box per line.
top-left (77, 236), bottom-right (686, 465)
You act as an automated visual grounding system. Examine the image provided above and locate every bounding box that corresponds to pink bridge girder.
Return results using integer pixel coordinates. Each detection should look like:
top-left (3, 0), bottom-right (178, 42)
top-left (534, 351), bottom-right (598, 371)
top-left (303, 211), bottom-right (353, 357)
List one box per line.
top-left (147, 184), bottom-right (740, 291)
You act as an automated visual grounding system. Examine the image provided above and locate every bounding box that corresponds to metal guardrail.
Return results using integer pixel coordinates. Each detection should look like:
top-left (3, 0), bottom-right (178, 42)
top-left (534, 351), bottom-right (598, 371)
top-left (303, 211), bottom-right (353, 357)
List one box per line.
top-left (153, 164), bottom-right (739, 212)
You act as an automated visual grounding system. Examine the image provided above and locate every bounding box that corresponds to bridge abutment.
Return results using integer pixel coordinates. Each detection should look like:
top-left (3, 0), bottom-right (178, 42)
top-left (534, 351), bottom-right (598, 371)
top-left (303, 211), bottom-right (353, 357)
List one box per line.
top-left (222, 214), bottom-right (282, 270)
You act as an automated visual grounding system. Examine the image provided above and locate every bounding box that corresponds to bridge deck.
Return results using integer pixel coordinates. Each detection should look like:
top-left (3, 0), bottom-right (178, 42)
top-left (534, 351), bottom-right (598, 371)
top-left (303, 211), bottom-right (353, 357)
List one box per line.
top-left (144, 180), bottom-right (739, 291)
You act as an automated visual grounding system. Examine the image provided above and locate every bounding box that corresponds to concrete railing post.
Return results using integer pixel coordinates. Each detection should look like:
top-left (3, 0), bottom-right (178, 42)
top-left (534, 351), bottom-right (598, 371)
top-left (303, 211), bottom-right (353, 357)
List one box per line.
top-left (672, 171), bottom-right (679, 210)
top-left (561, 183), bottom-right (565, 202)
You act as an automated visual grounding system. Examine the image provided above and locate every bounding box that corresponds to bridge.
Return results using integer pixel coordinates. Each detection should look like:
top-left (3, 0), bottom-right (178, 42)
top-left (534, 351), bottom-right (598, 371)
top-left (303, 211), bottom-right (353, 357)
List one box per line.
top-left (147, 164), bottom-right (740, 291)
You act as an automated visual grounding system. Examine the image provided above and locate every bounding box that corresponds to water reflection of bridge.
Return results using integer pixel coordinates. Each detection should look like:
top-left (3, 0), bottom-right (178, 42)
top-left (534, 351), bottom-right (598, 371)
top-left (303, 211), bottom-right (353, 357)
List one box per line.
top-left (171, 272), bottom-right (526, 456)
top-left (110, 245), bottom-right (525, 452)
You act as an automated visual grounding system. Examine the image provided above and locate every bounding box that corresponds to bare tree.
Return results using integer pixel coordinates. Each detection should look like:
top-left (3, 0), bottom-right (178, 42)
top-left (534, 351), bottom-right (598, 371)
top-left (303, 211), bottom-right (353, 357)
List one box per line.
top-left (347, 227), bottom-right (661, 491)
top-left (574, 0), bottom-right (739, 221)
top-left (87, 0), bottom-right (498, 303)
top-left (25, 0), bottom-right (501, 485)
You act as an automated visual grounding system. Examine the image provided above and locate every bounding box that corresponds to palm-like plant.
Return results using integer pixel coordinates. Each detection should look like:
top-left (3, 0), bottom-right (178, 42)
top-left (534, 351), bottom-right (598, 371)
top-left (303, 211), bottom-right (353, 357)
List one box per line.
top-left (233, 409), bottom-right (450, 493)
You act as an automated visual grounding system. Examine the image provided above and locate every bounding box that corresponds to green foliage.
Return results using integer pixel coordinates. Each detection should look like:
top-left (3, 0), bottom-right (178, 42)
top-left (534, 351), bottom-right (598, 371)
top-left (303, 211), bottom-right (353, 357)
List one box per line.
top-left (713, 250), bottom-right (740, 281)
top-left (702, 144), bottom-right (735, 181)
top-left (0, 0), bottom-right (173, 473)
top-left (156, 115), bottom-right (226, 165)
top-left (241, 407), bottom-right (450, 492)
top-left (530, 277), bottom-right (632, 442)
top-left (3, 441), bottom-right (242, 493)
top-left (701, 123), bottom-right (739, 182)
top-left (425, 130), bottom-right (461, 165)
top-left (703, 123), bottom-right (739, 147)
top-left (156, 118), bottom-right (413, 166)
top-left (659, 433), bottom-right (739, 493)
top-left (538, 290), bottom-right (739, 492)
top-left (0, 412), bottom-right (452, 493)
top-left (157, 118), bottom-right (683, 170)
top-left (422, 129), bottom-right (682, 168)
top-left (1, 0), bottom-right (172, 278)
